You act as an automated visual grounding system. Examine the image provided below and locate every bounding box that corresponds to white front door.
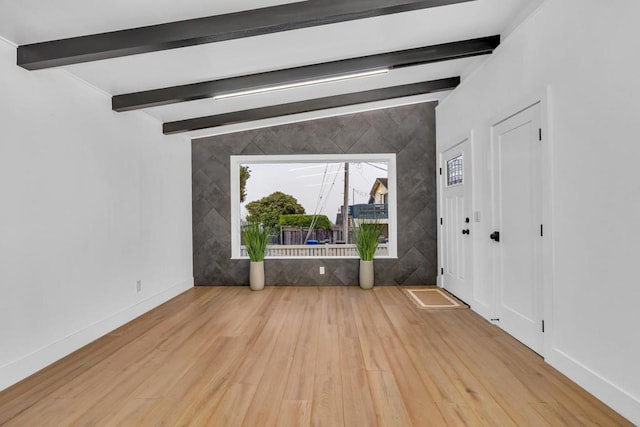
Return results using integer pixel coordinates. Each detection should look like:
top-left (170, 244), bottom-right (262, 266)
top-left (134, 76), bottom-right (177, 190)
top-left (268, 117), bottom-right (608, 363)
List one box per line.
top-left (492, 103), bottom-right (544, 354)
top-left (441, 139), bottom-right (472, 303)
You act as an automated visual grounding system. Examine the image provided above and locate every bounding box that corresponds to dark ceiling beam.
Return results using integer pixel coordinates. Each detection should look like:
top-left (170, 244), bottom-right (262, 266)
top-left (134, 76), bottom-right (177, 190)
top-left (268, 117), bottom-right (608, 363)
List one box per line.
top-left (162, 77), bottom-right (459, 135)
top-left (17, 0), bottom-right (474, 70)
top-left (113, 36), bottom-right (498, 112)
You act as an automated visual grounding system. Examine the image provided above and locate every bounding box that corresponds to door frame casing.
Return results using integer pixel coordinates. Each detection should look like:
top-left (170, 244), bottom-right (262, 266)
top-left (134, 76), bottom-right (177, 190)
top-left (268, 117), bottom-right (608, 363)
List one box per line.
top-left (489, 87), bottom-right (553, 358)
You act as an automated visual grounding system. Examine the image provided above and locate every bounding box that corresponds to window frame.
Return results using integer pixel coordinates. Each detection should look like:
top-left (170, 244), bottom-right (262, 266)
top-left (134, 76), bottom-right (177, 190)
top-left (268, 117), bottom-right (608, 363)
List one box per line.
top-left (230, 153), bottom-right (398, 259)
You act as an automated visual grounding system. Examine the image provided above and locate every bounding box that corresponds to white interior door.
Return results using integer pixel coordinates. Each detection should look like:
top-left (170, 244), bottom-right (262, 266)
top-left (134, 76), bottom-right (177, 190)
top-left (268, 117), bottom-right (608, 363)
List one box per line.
top-left (492, 103), bottom-right (544, 354)
top-left (441, 139), bottom-right (472, 303)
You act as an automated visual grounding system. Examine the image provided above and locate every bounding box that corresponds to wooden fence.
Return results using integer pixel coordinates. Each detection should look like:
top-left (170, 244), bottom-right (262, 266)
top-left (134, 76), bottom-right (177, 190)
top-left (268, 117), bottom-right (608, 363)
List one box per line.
top-left (279, 226), bottom-right (343, 245)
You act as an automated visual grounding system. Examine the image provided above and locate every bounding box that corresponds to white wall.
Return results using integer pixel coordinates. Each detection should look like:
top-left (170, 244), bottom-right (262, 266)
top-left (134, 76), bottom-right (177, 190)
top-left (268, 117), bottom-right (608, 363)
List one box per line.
top-left (0, 39), bottom-right (193, 391)
top-left (437, 0), bottom-right (640, 422)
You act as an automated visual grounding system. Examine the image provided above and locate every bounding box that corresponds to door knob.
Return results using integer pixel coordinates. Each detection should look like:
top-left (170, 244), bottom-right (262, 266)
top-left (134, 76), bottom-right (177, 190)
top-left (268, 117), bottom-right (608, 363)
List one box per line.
top-left (462, 229), bottom-right (470, 235)
top-left (490, 231), bottom-right (500, 242)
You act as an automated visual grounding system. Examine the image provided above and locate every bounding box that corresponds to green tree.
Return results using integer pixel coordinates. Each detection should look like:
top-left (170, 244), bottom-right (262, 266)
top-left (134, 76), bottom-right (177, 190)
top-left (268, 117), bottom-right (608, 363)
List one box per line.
top-left (240, 165), bottom-right (251, 203)
top-left (246, 191), bottom-right (305, 229)
top-left (279, 214), bottom-right (332, 230)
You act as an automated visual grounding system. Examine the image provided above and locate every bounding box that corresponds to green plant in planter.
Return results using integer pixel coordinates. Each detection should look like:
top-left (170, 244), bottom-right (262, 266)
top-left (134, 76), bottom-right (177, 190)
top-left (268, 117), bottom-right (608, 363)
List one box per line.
top-left (242, 222), bottom-right (270, 262)
top-left (354, 223), bottom-right (383, 260)
top-left (242, 222), bottom-right (271, 291)
top-left (354, 222), bottom-right (383, 290)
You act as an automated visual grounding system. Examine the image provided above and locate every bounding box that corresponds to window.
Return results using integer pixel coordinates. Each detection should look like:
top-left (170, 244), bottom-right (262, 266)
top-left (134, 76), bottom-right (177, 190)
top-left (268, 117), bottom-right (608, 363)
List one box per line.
top-left (230, 154), bottom-right (397, 259)
top-left (447, 155), bottom-right (463, 186)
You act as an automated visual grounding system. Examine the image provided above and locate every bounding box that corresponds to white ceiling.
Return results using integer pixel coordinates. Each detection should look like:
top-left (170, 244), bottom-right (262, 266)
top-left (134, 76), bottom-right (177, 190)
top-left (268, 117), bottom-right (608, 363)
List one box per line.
top-left (0, 0), bottom-right (545, 137)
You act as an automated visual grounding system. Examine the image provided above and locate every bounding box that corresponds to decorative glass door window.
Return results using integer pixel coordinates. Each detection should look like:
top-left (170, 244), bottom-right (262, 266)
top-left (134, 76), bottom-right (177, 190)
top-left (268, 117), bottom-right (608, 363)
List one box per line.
top-left (447, 155), bottom-right (463, 186)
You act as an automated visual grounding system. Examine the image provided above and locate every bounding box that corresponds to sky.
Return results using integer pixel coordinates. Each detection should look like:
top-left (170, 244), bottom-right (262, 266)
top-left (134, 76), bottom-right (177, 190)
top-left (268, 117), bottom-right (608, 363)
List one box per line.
top-left (241, 161), bottom-right (387, 223)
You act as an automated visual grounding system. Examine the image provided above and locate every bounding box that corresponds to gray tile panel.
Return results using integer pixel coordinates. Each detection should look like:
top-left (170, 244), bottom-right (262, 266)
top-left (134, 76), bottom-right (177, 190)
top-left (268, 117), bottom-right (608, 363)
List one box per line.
top-left (192, 102), bottom-right (438, 286)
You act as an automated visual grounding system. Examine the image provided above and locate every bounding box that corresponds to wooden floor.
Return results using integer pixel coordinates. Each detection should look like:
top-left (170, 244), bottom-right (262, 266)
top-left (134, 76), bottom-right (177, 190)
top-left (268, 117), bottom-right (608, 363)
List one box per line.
top-left (0, 286), bottom-right (630, 426)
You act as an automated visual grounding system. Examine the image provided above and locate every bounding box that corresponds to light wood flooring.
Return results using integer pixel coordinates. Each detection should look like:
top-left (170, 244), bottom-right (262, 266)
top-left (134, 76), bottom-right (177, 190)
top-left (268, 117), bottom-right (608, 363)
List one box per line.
top-left (0, 286), bottom-right (631, 426)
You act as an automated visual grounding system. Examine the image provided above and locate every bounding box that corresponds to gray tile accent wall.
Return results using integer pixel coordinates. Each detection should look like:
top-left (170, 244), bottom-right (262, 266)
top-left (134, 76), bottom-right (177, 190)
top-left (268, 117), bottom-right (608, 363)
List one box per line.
top-left (192, 102), bottom-right (438, 286)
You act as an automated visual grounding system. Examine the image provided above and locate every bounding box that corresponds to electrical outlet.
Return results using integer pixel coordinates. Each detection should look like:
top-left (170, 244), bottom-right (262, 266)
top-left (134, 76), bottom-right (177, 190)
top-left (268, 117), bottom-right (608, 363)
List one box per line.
top-left (319, 266), bottom-right (325, 275)
top-left (136, 280), bottom-right (142, 292)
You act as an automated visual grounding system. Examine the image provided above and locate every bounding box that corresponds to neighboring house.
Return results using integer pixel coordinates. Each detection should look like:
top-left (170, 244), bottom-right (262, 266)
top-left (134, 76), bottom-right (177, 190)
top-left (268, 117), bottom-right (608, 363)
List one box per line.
top-left (335, 176), bottom-right (391, 242)
top-left (368, 178), bottom-right (388, 205)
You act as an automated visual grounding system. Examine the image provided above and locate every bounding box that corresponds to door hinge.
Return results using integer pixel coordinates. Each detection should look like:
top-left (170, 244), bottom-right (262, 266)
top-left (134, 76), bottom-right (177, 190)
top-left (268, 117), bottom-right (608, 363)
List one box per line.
top-left (491, 318), bottom-right (500, 322)
top-left (542, 320), bottom-right (545, 333)
top-left (439, 167), bottom-right (442, 175)
top-left (440, 218), bottom-right (443, 225)
top-left (540, 224), bottom-right (544, 236)
top-left (441, 267), bottom-right (444, 275)
top-left (538, 128), bottom-right (542, 141)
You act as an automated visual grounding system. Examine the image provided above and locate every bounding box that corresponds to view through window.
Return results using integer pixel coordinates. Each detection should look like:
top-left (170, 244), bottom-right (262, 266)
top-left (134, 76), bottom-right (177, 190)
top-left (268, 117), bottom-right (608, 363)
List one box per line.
top-left (230, 154), bottom-right (397, 259)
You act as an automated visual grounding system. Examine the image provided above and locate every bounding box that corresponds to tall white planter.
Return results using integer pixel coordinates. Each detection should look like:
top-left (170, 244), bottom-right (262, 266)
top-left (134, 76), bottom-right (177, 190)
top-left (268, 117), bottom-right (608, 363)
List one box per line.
top-left (250, 261), bottom-right (265, 291)
top-left (359, 260), bottom-right (374, 289)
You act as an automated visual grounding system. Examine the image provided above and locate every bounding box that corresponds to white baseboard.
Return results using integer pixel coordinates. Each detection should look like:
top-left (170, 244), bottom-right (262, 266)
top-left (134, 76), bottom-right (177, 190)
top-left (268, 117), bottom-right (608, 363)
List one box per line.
top-left (0, 278), bottom-right (193, 392)
top-left (547, 348), bottom-right (639, 425)
top-left (468, 305), bottom-right (639, 424)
